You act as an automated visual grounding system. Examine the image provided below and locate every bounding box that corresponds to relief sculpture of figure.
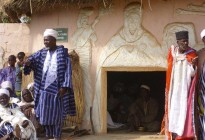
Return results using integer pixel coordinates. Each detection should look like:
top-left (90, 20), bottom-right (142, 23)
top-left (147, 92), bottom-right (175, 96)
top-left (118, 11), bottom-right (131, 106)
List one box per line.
top-left (71, 7), bottom-right (96, 128)
top-left (97, 1), bottom-right (165, 70)
top-left (161, 23), bottom-right (198, 57)
top-left (93, 2), bottom-right (165, 133)
top-left (71, 7), bottom-right (106, 128)
top-left (176, 2), bottom-right (205, 16)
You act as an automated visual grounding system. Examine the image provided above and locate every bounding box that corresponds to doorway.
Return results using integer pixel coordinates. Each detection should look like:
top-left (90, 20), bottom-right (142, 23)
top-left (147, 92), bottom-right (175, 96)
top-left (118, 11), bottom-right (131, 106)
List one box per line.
top-left (107, 71), bottom-right (166, 133)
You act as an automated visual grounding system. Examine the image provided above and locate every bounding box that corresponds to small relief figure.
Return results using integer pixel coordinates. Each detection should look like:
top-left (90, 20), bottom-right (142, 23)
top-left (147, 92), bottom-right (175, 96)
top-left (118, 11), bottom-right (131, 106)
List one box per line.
top-left (176, 2), bottom-right (205, 16)
top-left (161, 23), bottom-right (198, 57)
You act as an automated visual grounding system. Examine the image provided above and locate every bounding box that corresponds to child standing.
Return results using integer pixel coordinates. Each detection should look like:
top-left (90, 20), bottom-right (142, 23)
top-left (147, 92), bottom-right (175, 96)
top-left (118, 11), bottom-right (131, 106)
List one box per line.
top-left (0, 55), bottom-right (16, 96)
top-left (15, 52), bottom-right (25, 97)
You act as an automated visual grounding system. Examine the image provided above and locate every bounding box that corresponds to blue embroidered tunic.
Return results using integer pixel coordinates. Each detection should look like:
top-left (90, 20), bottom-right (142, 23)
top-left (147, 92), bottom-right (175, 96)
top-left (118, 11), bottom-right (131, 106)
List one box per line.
top-left (24, 46), bottom-right (76, 125)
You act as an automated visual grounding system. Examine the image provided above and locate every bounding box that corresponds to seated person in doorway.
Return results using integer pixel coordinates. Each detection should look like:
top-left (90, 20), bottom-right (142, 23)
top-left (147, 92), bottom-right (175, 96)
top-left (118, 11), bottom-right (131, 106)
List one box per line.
top-left (108, 82), bottom-right (133, 123)
top-left (17, 89), bottom-right (42, 135)
top-left (0, 88), bottom-right (36, 139)
top-left (107, 87), bottom-right (120, 117)
top-left (128, 84), bottom-right (160, 132)
top-left (1, 81), bottom-right (20, 104)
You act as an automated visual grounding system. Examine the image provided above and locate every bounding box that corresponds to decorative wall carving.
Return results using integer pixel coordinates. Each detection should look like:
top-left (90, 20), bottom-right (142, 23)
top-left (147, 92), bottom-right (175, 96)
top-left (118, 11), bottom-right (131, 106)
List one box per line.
top-left (176, 2), bottom-right (205, 15)
top-left (93, 2), bottom-right (166, 133)
top-left (71, 7), bottom-right (96, 128)
top-left (162, 23), bottom-right (198, 55)
top-left (71, 7), bottom-right (108, 128)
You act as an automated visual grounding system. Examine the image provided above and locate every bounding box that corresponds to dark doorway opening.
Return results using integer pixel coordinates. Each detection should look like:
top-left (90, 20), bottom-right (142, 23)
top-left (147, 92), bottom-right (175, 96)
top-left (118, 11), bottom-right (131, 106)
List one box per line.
top-left (107, 71), bottom-right (166, 132)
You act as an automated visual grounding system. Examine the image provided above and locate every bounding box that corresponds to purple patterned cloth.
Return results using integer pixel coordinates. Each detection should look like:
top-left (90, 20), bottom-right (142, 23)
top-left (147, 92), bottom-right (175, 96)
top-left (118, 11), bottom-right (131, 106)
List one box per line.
top-left (0, 66), bottom-right (16, 97)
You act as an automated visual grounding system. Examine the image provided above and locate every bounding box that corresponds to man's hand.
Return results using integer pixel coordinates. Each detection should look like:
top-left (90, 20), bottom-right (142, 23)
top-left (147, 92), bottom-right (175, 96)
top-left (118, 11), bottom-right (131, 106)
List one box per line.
top-left (58, 87), bottom-right (68, 97)
top-left (22, 120), bottom-right (29, 128)
top-left (20, 104), bottom-right (34, 111)
top-left (24, 108), bottom-right (33, 117)
top-left (191, 56), bottom-right (198, 66)
top-left (24, 59), bottom-right (31, 66)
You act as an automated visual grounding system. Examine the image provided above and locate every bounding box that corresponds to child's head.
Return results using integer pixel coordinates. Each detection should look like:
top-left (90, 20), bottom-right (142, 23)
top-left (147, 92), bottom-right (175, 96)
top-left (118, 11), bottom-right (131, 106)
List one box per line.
top-left (17, 52), bottom-right (25, 62)
top-left (0, 88), bottom-right (10, 107)
top-left (22, 89), bottom-right (33, 103)
top-left (8, 55), bottom-right (16, 67)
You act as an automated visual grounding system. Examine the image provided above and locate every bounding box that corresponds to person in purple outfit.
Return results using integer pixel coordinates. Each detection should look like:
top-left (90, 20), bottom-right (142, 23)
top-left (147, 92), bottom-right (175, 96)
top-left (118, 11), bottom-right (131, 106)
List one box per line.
top-left (0, 55), bottom-right (17, 97)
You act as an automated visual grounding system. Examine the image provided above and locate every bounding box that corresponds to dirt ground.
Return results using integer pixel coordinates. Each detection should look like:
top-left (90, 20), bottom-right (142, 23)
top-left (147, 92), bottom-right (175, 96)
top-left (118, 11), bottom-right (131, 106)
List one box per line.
top-left (39, 132), bottom-right (165, 140)
top-left (71, 133), bottom-right (165, 140)
top-left (38, 129), bottom-right (165, 140)
top-left (63, 133), bottom-right (165, 140)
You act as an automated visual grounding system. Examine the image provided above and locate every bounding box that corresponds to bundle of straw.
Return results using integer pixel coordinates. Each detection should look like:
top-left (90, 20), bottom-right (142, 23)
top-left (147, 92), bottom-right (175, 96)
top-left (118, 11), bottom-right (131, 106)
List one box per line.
top-left (63, 50), bottom-right (84, 128)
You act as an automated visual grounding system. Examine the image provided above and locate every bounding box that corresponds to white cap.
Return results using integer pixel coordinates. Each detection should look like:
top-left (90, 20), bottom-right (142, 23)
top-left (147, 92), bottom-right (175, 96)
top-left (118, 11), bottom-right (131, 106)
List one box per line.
top-left (0, 88), bottom-right (10, 97)
top-left (43, 29), bottom-right (58, 39)
top-left (1, 81), bottom-right (13, 90)
top-left (200, 29), bottom-right (205, 39)
top-left (140, 85), bottom-right (150, 91)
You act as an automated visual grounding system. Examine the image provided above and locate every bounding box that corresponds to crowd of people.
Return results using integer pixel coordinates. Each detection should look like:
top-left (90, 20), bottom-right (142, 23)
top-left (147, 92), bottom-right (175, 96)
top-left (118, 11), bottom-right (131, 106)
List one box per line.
top-left (1, 28), bottom-right (205, 140)
top-left (0, 29), bottom-right (76, 140)
top-left (107, 82), bottom-right (161, 132)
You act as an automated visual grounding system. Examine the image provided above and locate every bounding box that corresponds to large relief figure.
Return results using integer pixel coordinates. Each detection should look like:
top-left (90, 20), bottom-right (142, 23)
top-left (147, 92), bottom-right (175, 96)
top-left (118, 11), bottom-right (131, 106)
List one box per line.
top-left (93, 2), bottom-right (166, 133)
top-left (71, 7), bottom-right (101, 128)
top-left (97, 2), bottom-right (165, 69)
top-left (71, 7), bottom-right (95, 128)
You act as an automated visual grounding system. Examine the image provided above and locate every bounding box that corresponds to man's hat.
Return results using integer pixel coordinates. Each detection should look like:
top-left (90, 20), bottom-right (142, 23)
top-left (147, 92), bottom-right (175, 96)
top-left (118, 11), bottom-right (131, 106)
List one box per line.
top-left (0, 88), bottom-right (10, 97)
top-left (43, 29), bottom-right (58, 39)
top-left (175, 31), bottom-right (188, 40)
top-left (200, 29), bottom-right (205, 39)
top-left (140, 85), bottom-right (150, 91)
top-left (1, 81), bottom-right (13, 90)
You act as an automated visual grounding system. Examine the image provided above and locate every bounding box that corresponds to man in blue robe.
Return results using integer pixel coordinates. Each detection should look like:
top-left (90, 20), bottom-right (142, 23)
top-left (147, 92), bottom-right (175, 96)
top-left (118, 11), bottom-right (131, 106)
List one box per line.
top-left (24, 29), bottom-right (76, 139)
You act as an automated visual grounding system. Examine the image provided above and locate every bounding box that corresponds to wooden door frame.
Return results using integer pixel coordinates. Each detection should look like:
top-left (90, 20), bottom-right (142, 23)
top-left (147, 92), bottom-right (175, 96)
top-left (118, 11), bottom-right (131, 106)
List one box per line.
top-left (100, 66), bottom-right (166, 133)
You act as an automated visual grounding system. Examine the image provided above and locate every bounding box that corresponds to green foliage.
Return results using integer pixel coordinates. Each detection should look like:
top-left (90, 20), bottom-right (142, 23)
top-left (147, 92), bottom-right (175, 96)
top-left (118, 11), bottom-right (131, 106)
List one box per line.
top-left (0, 12), bottom-right (11, 23)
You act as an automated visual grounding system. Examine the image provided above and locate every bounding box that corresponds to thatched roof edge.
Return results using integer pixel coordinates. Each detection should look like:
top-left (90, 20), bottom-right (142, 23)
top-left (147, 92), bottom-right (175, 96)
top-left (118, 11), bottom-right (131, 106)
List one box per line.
top-left (0, 0), bottom-right (113, 23)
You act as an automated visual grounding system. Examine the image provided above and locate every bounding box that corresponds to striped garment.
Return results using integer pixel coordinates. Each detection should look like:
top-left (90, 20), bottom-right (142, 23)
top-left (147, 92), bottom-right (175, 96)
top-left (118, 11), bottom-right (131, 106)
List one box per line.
top-left (0, 66), bottom-right (16, 97)
top-left (0, 104), bottom-right (17, 138)
top-left (0, 122), bottom-right (14, 138)
top-left (198, 63), bottom-right (205, 140)
top-left (24, 46), bottom-right (76, 126)
top-left (0, 103), bottom-right (36, 139)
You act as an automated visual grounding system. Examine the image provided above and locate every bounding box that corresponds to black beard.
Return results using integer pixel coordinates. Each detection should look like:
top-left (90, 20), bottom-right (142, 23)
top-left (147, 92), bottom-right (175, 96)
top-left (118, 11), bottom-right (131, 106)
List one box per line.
top-left (45, 47), bottom-right (49, 50)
